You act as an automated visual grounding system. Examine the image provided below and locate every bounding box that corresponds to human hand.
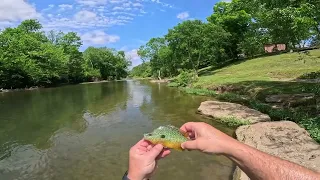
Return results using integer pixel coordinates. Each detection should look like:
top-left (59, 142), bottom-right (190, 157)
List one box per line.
top-left (180, 122), bottom-right (237, 155)
top-left (128, 139), bottom-right (171, 180)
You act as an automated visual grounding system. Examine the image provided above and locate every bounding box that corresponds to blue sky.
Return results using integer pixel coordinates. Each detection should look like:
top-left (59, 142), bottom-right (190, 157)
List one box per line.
top-left (0, 0), bottom-right (222, 67)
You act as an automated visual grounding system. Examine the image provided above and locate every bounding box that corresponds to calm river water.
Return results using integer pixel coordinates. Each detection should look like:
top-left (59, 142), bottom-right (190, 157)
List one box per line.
top-left (0, 80), bottom-right (235, 180)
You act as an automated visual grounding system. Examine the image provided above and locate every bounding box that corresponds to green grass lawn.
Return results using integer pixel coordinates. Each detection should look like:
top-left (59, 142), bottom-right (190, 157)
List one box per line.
top-left (194, 50), bottom-right (320, 89)
top-left (183, 50), bottom-right (320, 143)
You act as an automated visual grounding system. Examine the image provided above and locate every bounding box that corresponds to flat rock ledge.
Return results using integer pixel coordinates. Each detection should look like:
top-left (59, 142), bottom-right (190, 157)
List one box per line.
top-left (198, 101), bottom-right (271, 124)
top-left (233, 121), bottom-right (320, 180)
top-left (150, 79), bottom-right (169, 83)
top-left (265, 93), bottom-right (316, 108)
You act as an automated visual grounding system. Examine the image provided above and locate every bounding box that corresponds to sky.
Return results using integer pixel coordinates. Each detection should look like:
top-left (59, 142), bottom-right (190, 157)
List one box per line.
top-left (0, 0), bottom-right (223, 67)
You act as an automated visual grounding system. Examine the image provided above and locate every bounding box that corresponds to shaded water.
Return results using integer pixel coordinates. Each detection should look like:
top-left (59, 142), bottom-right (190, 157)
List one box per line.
top-left (0, 80), bottom-right (235, 180)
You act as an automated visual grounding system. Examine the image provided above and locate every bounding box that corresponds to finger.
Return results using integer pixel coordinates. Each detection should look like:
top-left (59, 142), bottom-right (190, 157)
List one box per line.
top-left (156, 149), bottom-right (171, 160)
top-left (181, 140), bottom-right (199, 150)
top-left (146, 144), bottom-right (164, 159)
top-left (180, 122), bottom-right (196, 138)
top-left (134, 139), bottom-right (149, 148)
top-left (147, 145), bottom-right (153, 151)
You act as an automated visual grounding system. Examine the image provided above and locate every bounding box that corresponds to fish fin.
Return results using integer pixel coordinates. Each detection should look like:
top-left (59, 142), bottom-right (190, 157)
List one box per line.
top-left (166, 125), bottom-right (188, 138)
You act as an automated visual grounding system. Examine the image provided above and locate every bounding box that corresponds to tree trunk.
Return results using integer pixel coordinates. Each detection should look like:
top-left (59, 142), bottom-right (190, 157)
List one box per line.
top-left (158, 70), bottom-right (161, 80)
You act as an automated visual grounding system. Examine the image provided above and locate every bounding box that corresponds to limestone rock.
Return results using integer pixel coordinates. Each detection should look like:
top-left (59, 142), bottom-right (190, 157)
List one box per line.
top-left (150, 79), bottom-right (169, 83)
top-left (265, 93), bottom-right (316, 107)
top-left (233, 121), bottom-right (320, 180)
top-left (198, 101), bottom-right (270, 124)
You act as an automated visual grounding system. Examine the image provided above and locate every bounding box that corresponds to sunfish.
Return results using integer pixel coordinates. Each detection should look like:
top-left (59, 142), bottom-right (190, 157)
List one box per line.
top-left (144, 125), bottom-right (188, 151)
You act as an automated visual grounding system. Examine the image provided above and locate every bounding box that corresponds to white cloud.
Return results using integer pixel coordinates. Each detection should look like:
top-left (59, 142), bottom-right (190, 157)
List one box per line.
top-left (132, 3), bottom-right (143, 7)
top-left (150, 0), bottom-right (173, 8)
top-left (74, 10), bottom-right (97, 22)
top-left (58, 4), bottom-right (73, 11)
top-left (117, 16), bottom-right (134, 20)
top-left (107, 12), bottom-right (136, 16)
top-left (0, 0), bottom-right (39, 21)
top-left (222, 0), bottom-right (232, 2)
top-left (76, 0), bottom-right (108, 6)
top-left (177, 12), bottom-right (189, 20)
top-left (125, 49), bottom-right (141, 66)
top-left (110, 0), bottom-right (128, 3)
top-left (81, 30), bottom-right (120, 45)
top-left (113, 7), bottom-right (123, 11)
top-left (123, 2), bottom-right (132, 7)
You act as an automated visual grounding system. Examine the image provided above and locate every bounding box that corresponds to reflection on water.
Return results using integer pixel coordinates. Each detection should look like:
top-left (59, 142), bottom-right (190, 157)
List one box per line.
top-left (0, 80), bottom-right (235, 180)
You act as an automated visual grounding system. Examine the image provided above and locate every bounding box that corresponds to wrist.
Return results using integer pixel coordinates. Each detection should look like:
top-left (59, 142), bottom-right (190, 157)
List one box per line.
top-left (127, 170), bottom-right (146, 180)
top-left (220, 138), bottom-right (241, 156)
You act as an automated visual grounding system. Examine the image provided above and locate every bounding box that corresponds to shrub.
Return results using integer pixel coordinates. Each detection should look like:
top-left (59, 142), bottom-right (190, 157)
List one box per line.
top-left (167, 82), bottom-right (179, 87)
top-left (298, 71), bottom-right (320, 79)
top-left (218, 117), bottom-right (251, 127)
top-left (183, 88), bottom-right (217, 96)
top-left (174, 70), bottom-right (198, 87)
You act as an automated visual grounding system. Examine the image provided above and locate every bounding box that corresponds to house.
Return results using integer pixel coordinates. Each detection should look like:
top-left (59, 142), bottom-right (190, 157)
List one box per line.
top-left (264, 44), bottom-right (286, 53)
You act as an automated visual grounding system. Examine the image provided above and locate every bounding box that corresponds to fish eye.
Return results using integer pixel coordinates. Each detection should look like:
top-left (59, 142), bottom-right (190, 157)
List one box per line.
top-left (160, 135), bottom-right (165, 138)
top-left (147, 133), bottom-right (152, 136)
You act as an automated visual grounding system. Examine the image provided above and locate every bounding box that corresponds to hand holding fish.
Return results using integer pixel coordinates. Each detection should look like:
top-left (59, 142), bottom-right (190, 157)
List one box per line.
top-left (127, 139), bottom-right (171, 180)
top-left (180, 122), bottom-right (237, 155)
top-left (126, 123), bottom-right (320, 180)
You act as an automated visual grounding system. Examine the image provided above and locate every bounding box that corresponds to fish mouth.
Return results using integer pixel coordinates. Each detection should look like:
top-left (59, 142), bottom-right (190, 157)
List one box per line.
top-left (144, 133), bottom-right (152, 138)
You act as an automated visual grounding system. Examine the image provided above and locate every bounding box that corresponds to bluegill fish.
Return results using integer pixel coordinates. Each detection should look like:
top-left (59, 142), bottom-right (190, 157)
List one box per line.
top-left (144, 125), bottom-right (188, 151)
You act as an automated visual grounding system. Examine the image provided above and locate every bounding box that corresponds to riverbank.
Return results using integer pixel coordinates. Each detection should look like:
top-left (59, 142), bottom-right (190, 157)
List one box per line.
top-left (164, 50), bottom-right (320, 178)
top-left (166, 50), bottom-right (320, 143)
top-left (0, 80), bottom-right (118, 93)
top-left (0, 86), bottom-right (40, 93)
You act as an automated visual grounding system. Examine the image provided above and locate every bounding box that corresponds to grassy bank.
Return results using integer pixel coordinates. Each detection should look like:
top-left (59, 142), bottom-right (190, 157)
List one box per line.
top-left (171, 50), bottom-right (320, 143)
top-left (194, 50), bottom-right (320, 88)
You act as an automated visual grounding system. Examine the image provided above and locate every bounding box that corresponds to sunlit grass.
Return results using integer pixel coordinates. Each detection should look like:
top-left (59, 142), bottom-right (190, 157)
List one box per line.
top-left (194, 50), bottom-right (320, 88)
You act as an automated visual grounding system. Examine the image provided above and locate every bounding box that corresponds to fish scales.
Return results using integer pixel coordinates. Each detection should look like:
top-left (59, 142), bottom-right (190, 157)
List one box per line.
top-left (144, 125), bottom-right (188, 151)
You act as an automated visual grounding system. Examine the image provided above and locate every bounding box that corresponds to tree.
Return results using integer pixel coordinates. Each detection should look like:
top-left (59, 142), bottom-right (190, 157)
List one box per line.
top-left (129, 62), bottom-right (152, 78)
top-left (166, 20), bottom-right (206, 77)
top-left (207, 2), bottom-right (251, 59)
top-left (58, 32), bottom-right (85, 83)
top-left (0, 20), bottom-right (72, 88)
top-left (138, 38), bottom-right (171, 79)
top-left (83, 47), bottom-right (130, 81)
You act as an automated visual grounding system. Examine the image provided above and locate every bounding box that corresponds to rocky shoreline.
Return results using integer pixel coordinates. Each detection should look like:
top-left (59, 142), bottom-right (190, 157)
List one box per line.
top-left (0, 87), bottom-right (40, 93)
top-left (197, 100), bottom-right (320, 179)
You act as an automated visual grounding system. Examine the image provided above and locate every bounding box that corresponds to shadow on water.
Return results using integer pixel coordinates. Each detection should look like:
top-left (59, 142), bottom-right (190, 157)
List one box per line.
top-left (0, 80), bottom-right (235, 180)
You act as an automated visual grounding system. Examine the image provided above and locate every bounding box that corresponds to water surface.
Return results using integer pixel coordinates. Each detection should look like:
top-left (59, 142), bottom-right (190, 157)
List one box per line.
top-left (0, 80), bottom-right (235, 180)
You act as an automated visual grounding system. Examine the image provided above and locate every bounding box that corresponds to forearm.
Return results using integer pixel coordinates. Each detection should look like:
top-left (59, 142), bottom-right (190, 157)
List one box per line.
top-left (224, 140), bottom-right (320, 180)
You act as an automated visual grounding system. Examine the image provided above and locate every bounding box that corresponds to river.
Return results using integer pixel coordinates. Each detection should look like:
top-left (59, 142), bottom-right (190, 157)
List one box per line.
top-left (0, 80), bottom-right (235, 180)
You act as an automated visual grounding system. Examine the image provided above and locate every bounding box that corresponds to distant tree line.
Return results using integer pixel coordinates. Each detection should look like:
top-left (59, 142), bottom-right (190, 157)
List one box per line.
top-left (130, 0), bottom-right (320, 78)
top-left (0, 20), bottom-right (131, 89)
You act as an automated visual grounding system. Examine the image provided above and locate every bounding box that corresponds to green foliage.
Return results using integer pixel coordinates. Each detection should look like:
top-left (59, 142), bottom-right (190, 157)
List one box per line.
top-left (172, 70), bottom-right (198, 87)
top-left (298, 71), bottom-right (320, 79)
top-left (83, 47), bottom-right (130, 81)
top-left (0, 20), bottom-right (130, 89)
top-left (167, 82), bottom-right (179, 87)
top-left (182, 88), bottom-right (217, 96)
top-left (300, 117), bottom-right (320, 143)
top-left (218, 117), bottom-right (251, 127)
top-left (129, 62), bottom-right (152, 78)
top-left (133, 0), bottom-right (320, 83)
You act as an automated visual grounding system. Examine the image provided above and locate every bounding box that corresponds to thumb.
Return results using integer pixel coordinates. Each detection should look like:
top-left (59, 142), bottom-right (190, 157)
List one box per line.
top-left (181, 140), bottom-right (199, 150)
top-left (147, 144), bottom-right (164, 159)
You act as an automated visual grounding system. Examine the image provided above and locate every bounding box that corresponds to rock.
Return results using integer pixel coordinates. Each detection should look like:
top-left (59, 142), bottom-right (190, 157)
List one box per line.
top-left (198, 101), bottom-right (270, 124)
top-left (295, 79), bottom-right (320, 83)
top-left (150, 79), bottom-right (169, 83)
top-left (265, 93), bottom-right (316, 107)
top-left (233, 121), bottom-right (320, 180)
